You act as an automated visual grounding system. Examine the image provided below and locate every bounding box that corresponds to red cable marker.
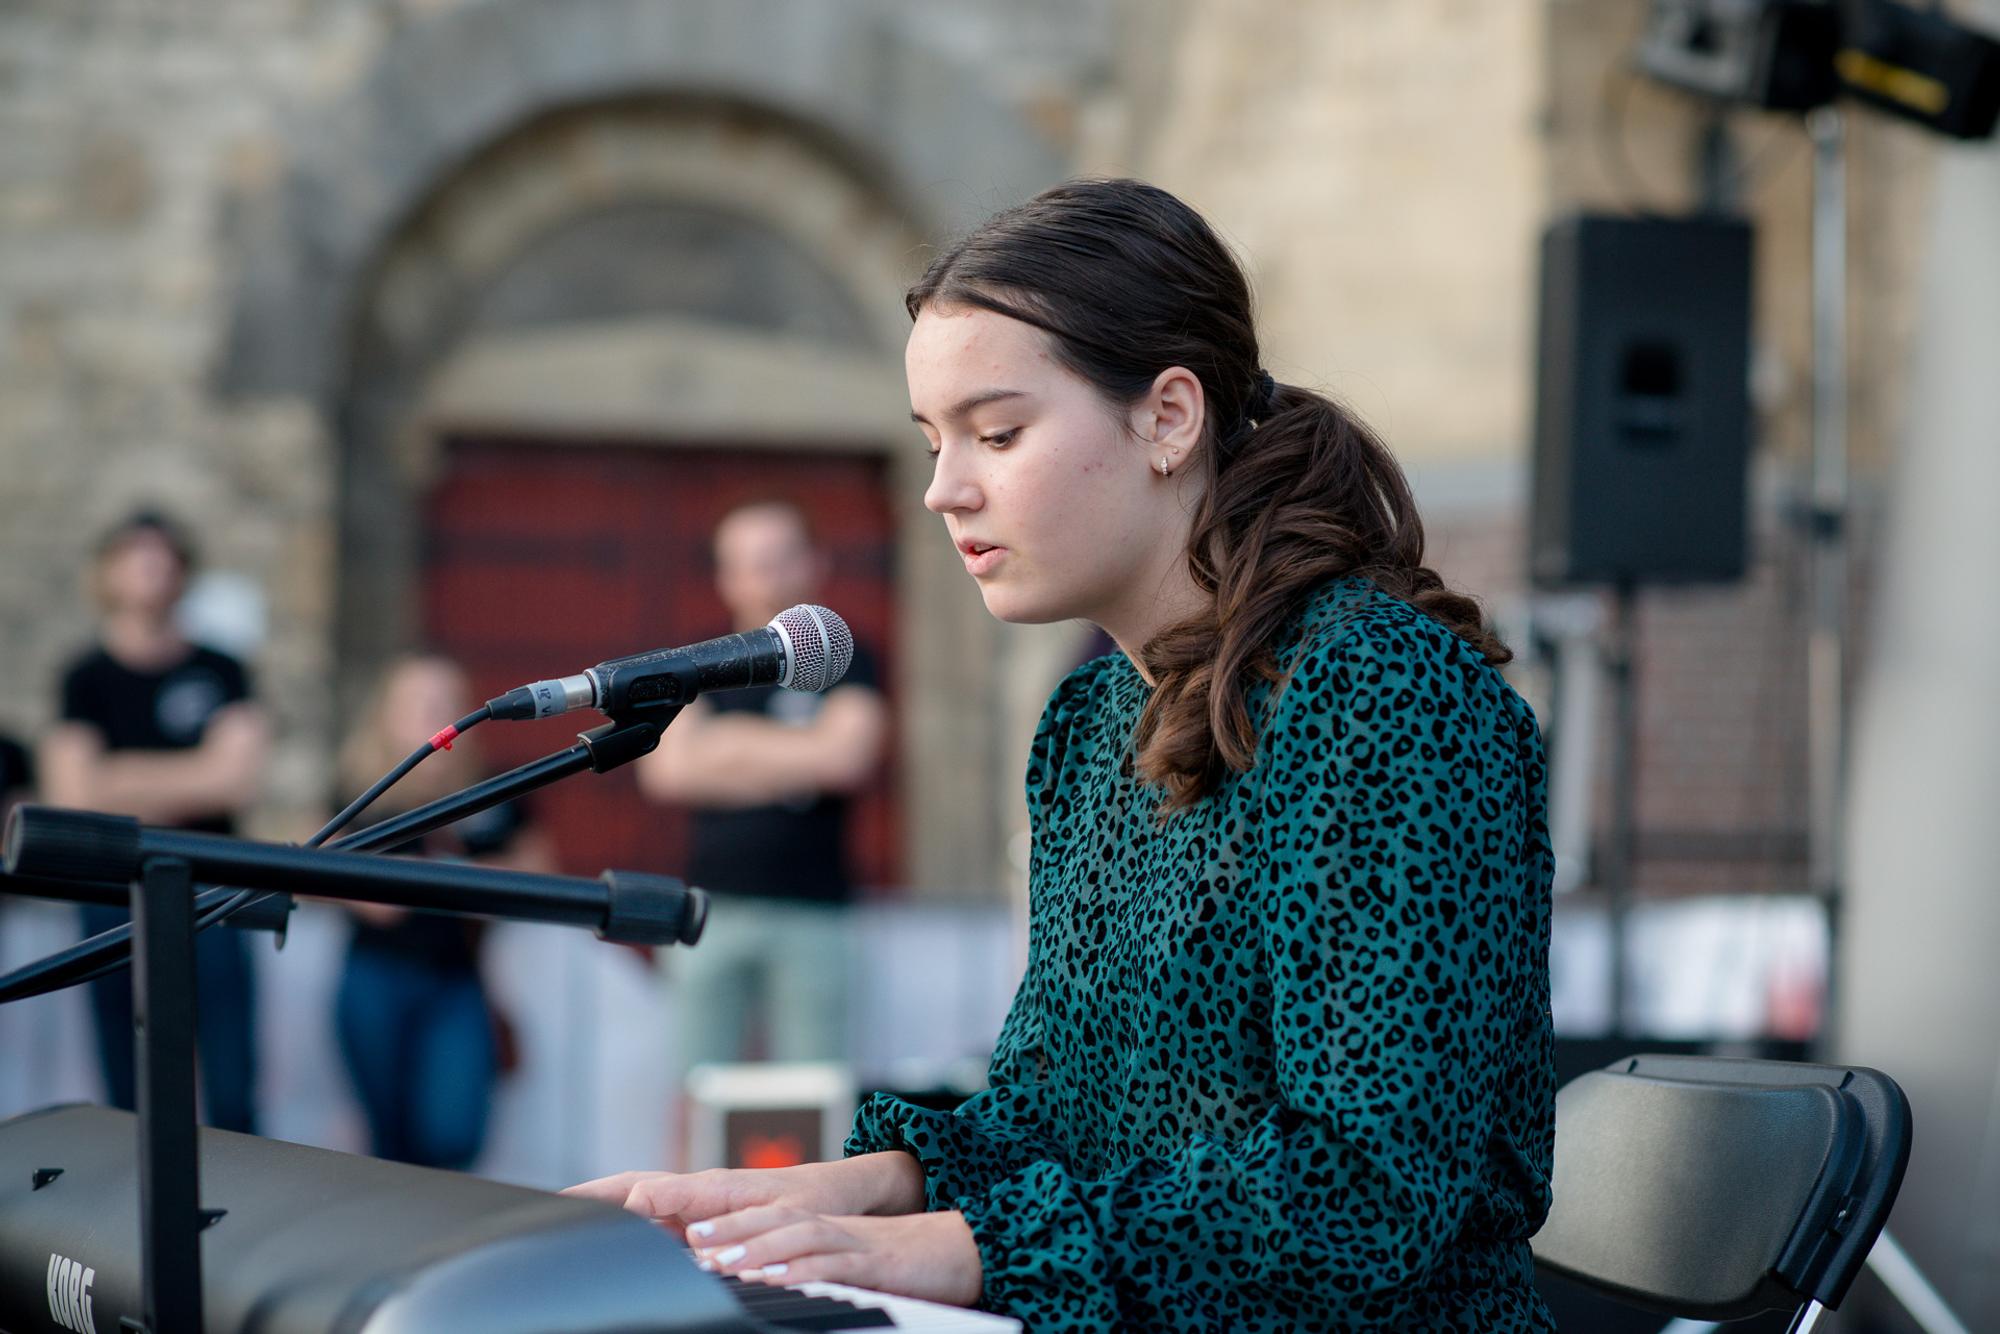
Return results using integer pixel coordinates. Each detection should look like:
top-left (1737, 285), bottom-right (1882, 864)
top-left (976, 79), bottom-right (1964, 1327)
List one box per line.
top-left (428, 725), bottom-right (460, 752)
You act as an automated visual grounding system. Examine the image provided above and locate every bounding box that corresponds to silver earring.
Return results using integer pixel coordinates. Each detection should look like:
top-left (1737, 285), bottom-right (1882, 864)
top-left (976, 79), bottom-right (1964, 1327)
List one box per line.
top-left (1158, 456), bottom-right (1171, 477)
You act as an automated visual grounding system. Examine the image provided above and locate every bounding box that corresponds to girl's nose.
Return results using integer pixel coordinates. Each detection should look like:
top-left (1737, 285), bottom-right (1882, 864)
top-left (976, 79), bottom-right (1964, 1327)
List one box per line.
top-left (924, 448), bottom-right (982, 516)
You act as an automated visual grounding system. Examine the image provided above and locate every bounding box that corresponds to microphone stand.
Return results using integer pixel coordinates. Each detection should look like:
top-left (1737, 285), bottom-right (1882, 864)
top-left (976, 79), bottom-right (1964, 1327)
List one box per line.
top-left (329, 711), bottom-right (674, 857)
top-left (0, 707), bottom-right (681, 1334)
top-left (1, 870), bottom-right (293, 936)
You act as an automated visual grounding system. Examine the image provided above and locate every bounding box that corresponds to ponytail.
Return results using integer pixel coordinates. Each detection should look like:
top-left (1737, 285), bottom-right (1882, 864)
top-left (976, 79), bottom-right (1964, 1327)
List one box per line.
top-left (1133, 381), bottom-right (1510, 812)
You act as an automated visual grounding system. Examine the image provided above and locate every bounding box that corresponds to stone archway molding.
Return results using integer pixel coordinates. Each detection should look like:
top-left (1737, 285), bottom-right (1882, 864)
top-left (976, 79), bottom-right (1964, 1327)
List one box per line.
top-left (216, 0), bottom-right (1063, 405)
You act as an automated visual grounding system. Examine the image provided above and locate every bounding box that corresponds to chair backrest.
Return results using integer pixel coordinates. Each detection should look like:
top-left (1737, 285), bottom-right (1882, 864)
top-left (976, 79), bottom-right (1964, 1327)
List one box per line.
top-left (1531, 1053), bottom-right (1912, 1321)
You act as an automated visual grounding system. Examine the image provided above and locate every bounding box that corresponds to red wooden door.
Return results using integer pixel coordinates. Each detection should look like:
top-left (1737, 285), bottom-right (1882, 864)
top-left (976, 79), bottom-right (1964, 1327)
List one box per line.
top-left (422, 437), bottom-right (901, 890)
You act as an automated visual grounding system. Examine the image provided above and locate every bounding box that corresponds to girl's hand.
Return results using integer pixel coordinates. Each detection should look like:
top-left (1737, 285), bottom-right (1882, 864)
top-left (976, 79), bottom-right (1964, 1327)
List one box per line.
top-left (561, 1152), bottom-right (924, 1239)
top-left (690, 1207), bottom-right (983, 1308)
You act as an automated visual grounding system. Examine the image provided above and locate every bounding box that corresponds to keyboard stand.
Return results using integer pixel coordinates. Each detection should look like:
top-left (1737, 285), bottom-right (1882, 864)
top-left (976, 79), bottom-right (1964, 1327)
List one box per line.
top-left (128, 853), bottom-right (205, 1333)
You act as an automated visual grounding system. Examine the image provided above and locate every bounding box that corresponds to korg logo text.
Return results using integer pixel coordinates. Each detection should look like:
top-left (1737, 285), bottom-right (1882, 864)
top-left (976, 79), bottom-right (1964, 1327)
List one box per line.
top-left (46, 1252), bottom-right (97, 1334)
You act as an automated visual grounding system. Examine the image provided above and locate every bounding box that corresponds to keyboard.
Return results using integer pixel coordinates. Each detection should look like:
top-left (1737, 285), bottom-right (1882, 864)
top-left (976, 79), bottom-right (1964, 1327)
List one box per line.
top-left (0, 1104), bottom-right (1018, 1332)
top-left (722, 1275), bottom-right (1019, 1331)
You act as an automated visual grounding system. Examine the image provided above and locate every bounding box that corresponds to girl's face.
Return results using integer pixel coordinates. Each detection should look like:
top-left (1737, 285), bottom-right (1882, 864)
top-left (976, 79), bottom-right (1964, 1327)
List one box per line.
top-left (908, 304), bottom-right (1203, 635)
top-left (381, 659), bottom-right (470, 752)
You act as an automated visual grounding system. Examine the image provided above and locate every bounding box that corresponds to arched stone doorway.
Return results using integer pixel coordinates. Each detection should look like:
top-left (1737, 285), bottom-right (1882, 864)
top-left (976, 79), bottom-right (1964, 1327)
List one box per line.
top-left (217, 0), bottom-right (1066, 894)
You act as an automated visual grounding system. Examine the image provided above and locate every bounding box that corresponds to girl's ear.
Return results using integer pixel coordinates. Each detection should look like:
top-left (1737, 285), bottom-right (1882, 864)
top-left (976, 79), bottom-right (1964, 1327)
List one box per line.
top-left (1136, 366), bottom-right (1207, 472)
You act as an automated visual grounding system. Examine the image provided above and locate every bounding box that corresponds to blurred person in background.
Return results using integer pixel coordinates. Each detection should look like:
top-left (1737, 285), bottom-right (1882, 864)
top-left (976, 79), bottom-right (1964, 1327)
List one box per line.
top-left (0, 733), bottom-right (60, 1121)
top-left (0, 731), bottom-right (34, 958)
top-left (333, 652), bottom-right (554, 1170)
top-left (0, 734), bottom-right (31, 824)
top-left (637, 501), bottom-right (888, 1088)
top-left (40, 509), bottom-right (267, 1133)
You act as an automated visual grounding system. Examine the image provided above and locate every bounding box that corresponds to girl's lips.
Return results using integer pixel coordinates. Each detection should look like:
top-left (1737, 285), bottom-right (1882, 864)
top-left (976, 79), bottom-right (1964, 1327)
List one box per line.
top-left (961, 545), bottom-right (1007, 576)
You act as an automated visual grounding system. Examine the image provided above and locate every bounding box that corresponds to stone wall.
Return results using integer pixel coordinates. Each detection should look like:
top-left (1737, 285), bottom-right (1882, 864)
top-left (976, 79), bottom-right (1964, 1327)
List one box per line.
top-left (0, 0), bottom-right (351, 832)
top-left (0, 0), bottom-right (1089, 882)
top-left (0, 0), bottom-right (1946, 901)
top-left (1094, 0), bottom-right (1546, 468)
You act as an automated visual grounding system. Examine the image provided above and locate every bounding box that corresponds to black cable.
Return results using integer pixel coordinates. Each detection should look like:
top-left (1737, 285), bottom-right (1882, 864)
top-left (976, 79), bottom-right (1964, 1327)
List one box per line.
top-left (0, 887), bottom-right (259, 1003)
top-left (0, 706), bottom-right (494, 1005)
top-left (1597, 50), bottom-right (1683, 217)
top-left (190, 705), bottom-right (494, 936)
top-left (312, 706), bottom-right (492, 849)
top-left (1718, 116), bottom-right (1808, 202)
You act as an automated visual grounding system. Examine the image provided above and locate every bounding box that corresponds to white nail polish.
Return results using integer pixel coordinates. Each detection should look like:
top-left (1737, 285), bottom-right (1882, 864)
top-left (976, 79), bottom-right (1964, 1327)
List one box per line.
top-left (688, 1221), bottom-right (714, 1238)
top-left (716, 1244), bottom-right (746, 1266)
top-left (762, 1263), bottom-right (789, 1278)
top-left (697, 1260), bottom-right (715, 1273)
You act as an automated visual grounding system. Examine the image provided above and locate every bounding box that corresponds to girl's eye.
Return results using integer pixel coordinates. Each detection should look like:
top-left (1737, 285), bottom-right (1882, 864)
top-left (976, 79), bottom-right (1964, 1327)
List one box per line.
top-left (923, 429), bottom-right (1016, 460)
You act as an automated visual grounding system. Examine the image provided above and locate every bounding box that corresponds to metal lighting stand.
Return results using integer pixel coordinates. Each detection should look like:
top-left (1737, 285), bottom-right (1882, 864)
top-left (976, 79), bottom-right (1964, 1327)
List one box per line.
top-left (1804, 103), bottom-right (1850, 1046)
top-left (1642, 89), bottom-right (1970, 1334)
top-left (2, 710), bottom-right (685, 1334)
top-left (1793, 96), bottom-right (1974, 1334)
top-left (1602, 579), bottom-right (1641, 1039)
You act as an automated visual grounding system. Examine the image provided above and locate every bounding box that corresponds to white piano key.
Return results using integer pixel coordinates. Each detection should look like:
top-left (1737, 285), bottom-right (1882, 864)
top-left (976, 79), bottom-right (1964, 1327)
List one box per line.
top-left (788, 1279), bottom-right (1022, 1332)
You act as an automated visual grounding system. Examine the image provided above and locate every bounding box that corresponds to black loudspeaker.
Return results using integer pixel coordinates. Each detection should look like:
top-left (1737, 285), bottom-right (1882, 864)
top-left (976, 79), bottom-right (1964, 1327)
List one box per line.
top-left (1530, 214), bottom-right (1754, 588)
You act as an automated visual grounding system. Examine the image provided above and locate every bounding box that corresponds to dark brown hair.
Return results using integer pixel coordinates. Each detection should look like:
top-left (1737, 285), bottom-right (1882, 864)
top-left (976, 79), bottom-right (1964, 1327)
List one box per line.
top-left (96, 508), bottom-right (196, 572)
top-left (909, 178), bottom-right (1509, 812)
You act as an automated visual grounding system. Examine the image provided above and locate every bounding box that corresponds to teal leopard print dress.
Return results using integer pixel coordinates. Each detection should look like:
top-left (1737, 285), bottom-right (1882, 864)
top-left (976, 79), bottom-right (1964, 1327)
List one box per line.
top-left (847, 577), bottom-right (1558, 1332)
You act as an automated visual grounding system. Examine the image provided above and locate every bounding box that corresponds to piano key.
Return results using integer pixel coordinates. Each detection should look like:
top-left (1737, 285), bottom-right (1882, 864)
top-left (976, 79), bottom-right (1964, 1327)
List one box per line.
top-left (789, 1280), bottom-right (1023, 1332)
top-left (718, 1278), bottom-right (896, 1329)
top-left (716, 1273), bottom-right (1020, 1332)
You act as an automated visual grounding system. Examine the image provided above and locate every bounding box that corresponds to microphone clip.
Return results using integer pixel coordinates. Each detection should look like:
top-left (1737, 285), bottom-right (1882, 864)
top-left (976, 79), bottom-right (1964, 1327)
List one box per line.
top-left (576, 710), bottom-right (679, 774)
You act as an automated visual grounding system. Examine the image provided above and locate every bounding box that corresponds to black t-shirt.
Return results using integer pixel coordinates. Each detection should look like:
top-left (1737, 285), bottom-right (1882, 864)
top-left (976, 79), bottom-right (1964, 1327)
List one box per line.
top-left (339, 796), bottom-right (532, 974)
top-left (686, 643), bottom-right (881, 904)
top-left (0, 735), bottom-right (31, 799)
top-left (0, 733), bottom-right (33, 831)
top-left (58, 644), bottom-right (253, 835)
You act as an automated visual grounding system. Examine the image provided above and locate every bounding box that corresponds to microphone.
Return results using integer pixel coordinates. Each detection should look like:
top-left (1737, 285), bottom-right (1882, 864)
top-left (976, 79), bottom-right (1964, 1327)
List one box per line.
top-left (487, 604), bottom-right (854, 722)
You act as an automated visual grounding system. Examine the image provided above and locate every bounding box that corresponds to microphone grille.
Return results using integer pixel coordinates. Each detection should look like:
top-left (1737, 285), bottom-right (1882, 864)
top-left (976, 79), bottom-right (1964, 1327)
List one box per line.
top-left (771, 605), bottom-right (854, 692)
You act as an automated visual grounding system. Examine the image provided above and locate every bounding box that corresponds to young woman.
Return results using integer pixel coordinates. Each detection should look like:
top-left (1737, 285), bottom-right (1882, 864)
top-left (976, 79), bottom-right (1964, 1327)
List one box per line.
top-left (568, 178), bottom-right (1556, 1332)
top-left (333, 654), bottom-right (553, 1169)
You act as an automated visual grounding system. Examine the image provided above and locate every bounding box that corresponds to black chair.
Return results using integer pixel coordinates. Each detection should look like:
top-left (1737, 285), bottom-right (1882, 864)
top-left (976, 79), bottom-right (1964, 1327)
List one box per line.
top-left (1531, 1053), bottom-right (1912, 1333)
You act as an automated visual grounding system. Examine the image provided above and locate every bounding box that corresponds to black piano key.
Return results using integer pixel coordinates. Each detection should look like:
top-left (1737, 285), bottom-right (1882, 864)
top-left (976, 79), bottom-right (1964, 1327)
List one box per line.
top-left (733, 1304), bottom-right (896, 1330)
top-left (728, 1289), bottom-right (893, 1320)
top-left (715, 1276), bottom-right (898, 1330)
top-left (751, 1308), bottom-right (896, 1331)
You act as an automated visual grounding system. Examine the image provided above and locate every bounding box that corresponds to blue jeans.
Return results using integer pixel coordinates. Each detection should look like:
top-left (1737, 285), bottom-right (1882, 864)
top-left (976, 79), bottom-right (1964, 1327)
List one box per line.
top-left (79, 902), bottom-right (258, 1134)
top-left (335, 945), bottom-right (496, 1169)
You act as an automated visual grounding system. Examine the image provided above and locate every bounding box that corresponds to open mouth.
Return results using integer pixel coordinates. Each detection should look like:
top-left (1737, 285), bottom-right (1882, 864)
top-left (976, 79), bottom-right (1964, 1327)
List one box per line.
top-left (958, 540), bottom-right (1006, 574)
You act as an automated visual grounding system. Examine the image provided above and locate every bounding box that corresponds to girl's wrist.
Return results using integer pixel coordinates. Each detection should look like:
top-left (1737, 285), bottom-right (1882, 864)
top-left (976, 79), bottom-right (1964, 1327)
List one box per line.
top-left (838, 1150), bottom-right (926, 1215)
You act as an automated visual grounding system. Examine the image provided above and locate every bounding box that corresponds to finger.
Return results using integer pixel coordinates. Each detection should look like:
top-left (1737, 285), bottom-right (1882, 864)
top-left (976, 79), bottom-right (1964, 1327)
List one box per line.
top-left (734, 1248), bottom-right (878, 1292)
top-left (633, 1170), bottom-right (771, 1227)
top-left (736, 1256), bottom-right (844, 1288)
top-left (558, 1171), bottom-right (650, 1202)
top-left (633, 1172), bottom-right (745, 1223)
top-left (696, 1218), bottom-right (853, 1277)
top-left (683, 1203), bottom-right (813, 1247)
